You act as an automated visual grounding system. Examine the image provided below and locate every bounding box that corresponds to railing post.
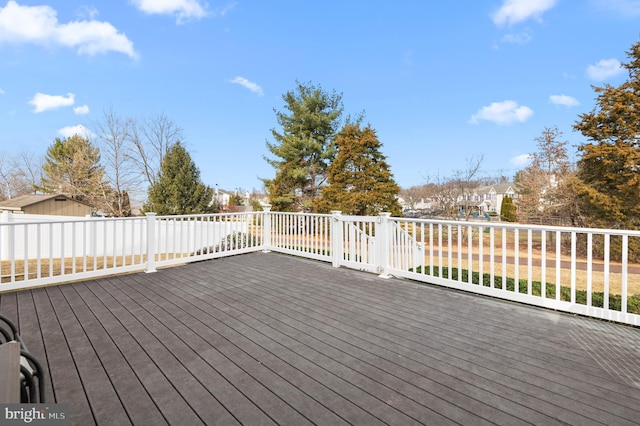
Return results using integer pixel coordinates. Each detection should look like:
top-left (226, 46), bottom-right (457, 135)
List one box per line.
top-left (377, 212), bottom-right (392, 278)
top-left (86, 215), bottom-right (96, 258)
top-left (145, 212), bottom-right (157, 273)
top-left (330, 211), bottom-right (342, 268)
top-left (0, 211), bottom-right (9, 263)
top-left (262, 205), bottom-right (272, 253)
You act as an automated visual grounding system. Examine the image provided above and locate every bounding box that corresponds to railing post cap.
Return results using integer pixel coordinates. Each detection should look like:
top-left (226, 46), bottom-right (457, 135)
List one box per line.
top-left (330, 210), bottom-right (342, 215)
top-left (262, 204), bottom-right (272, 212)
top-left (379, 212), bottom-right (392, 218)
top-left (146, 212), bottom-right (156, 217)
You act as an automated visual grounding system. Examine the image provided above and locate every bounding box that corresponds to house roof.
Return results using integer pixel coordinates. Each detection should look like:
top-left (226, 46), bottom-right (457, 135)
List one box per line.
top-left (474, 183), bottom-right (514, 195)
top-left (492, 182), bottom-right (515, 193)
top-left (0, 194), bottom-right (92, 210)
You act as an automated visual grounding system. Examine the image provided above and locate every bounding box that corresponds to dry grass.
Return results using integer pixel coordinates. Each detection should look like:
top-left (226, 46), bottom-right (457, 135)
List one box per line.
top-left (421, 244), bottom-right (640, 296)
top-left (0, 252), bottom-right (199, 284)
top-left (0, 256), bottom-right (144, 283)
top-left (269, 224), bottom-right (640, 296)
top-left (398, 223), bottom-right (639, 295)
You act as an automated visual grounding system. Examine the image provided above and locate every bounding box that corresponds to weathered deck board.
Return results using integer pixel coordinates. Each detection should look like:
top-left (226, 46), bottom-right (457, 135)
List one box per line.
top-left (58, 284), bottom-right (168, 425)
top-left (250, 267), bottom-right (636, 416)
top-left (29, 288), bottom-right (95, 424)
top-left (1, 252), bottom-right (640, 425)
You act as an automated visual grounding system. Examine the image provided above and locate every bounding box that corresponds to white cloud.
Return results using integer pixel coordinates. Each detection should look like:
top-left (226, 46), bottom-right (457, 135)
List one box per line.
top-left (469, 100), bottom-right (533, 125)
top-left (74, 105), bottom-right (90, 115)
top-left (77, 5), bottom-right (99, 20)
top-left (58, 21), bottom-right (137, 57)
top-left (58, 124), bottom-right (91, 138)
top-left (586, 58), bottom-right (623, 80)
top-left (29, 92), bottom-right (75, 113)
top-left (213, 2), bottom-right (236, 17)
top-left (132, 0), bottom-right (208, 23)
top-left (0, 1), bottom-right (136, 58)
top-left (549, 94), bottom-right (580, 107)
top-left (229, 76), bottom-right (264, 96)
top-left (492, 0), bottom-right (557, 26)
top-left (510, 154), bottom-right (531, 167)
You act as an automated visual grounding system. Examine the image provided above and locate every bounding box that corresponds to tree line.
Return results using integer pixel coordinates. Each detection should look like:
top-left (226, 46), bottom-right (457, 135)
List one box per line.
top-left (263, 81), bottom-right (402, 216)
top-left (2, 37), bottom-right (640, 230)
top-left (2, 80), bottom-right (403, 218)
top-left (402, 38), bottom-right (640, 233)
top-left (0, 111), bottom-right (213, 216)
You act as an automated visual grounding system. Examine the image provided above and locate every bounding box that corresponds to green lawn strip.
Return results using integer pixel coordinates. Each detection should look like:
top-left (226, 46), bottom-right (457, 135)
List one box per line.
top-left (410, 265), bottom-right (640, 315)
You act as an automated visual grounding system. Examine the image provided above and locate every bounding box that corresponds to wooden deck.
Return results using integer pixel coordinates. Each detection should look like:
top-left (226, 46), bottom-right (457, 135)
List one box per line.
top-left (1, 252), bottom-right (640, 425)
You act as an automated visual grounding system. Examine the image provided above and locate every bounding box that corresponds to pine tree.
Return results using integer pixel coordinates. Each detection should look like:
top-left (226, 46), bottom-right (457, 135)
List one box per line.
top-left (315, 124), bottom-right (402, 216)
top-left (264, 81), bottom-right (344, 211)
top-left (145, 142), bottom-right (213, 215)
top-left (500, 196), bottom-right (517, 222)
top-left (573, 40), bottom-right (640, 229)
top-left (38, 135), bottom-right (107, 207)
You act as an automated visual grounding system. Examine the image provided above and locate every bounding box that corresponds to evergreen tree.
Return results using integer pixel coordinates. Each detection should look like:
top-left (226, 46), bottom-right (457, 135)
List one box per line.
top-left (38, 135), bottom-right (107, 207)
top-left (145, 142), bottom-right (213, 215)
top-left (500, 196), bottom-right (517, 222)
top-left (264, 81), bottom-right (344, 211)
top-left (265, 162), bottom-right (301, 212)
top-left (573, 40), bottom-right (640, 229)
top-left (315, 124), bottom-right (402, 216)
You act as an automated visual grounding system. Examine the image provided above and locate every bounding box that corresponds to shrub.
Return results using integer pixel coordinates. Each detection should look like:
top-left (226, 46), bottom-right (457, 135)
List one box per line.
top-left (196, 232), bottom-right (258, 254)
top-left (500, 196), bottom-right (517, 222)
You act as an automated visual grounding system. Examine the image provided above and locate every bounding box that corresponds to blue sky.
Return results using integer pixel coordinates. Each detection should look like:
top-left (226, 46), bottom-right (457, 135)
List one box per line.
top-left (1, 0), bottom-right (639, 198)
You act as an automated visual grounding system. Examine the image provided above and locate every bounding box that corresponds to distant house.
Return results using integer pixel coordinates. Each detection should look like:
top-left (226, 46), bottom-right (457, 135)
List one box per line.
top-left (211, 188), bottom-right (271, 212)
top-left (446, 182), bottom-right (518, 217)
top-left (252, 193), bottom-right (271, 209)
top-left (211, 189), bottom-right (231, 210)
top-left (473, 183), bottom-right (517, 214)
top-left (397, 196), bottom-right (434, 212)
top-left (0, 194), bottom-right (94, 217)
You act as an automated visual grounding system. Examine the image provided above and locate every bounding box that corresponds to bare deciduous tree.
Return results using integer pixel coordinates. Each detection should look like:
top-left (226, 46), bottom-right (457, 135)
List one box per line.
top-left (452, 154), bottom-right (484, 220)
top-left (0, 151), bottom-right (41, 199)
top-left (514, 127), bottom-right (576, 224)
top-left (399, 184), bottom-right (435, 210)
top-left (130, 112), bottom-right (184, 188)
top-left (0, 152), bottom-right (23, 199)
top-left (93, 108), bottom-right (140, 216)
top-left (90, 110), bottom-right (184, 213)
top-left (424, 154), bottom-right (484, 220)
top-left (18, 151), bottom-right (43, 193)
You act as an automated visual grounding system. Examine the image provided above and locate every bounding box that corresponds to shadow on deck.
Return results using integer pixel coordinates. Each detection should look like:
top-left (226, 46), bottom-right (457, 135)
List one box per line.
top-left (1, 252), bottom-right (639, 425)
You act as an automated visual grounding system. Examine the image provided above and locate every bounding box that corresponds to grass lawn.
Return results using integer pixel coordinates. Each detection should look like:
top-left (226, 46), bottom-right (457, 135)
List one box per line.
top-left (410, 264), bottom-right (640, 315)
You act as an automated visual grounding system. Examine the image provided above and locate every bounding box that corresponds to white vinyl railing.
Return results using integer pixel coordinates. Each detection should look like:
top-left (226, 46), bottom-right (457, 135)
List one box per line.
top-left (0, 213), bottom-right (149, 290)
top-left (333, 213), bottom-right (379, 273)
top-left (1, 208), bottom-right (639, 326)
top-left (151, 212), bottom-right (257, 269)
top-left (385, 217), bottom-right (640, 326)
top-left (266, 212), bottom-right (332, 262)
top-left (0, 211), bottom-right (262, 292)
